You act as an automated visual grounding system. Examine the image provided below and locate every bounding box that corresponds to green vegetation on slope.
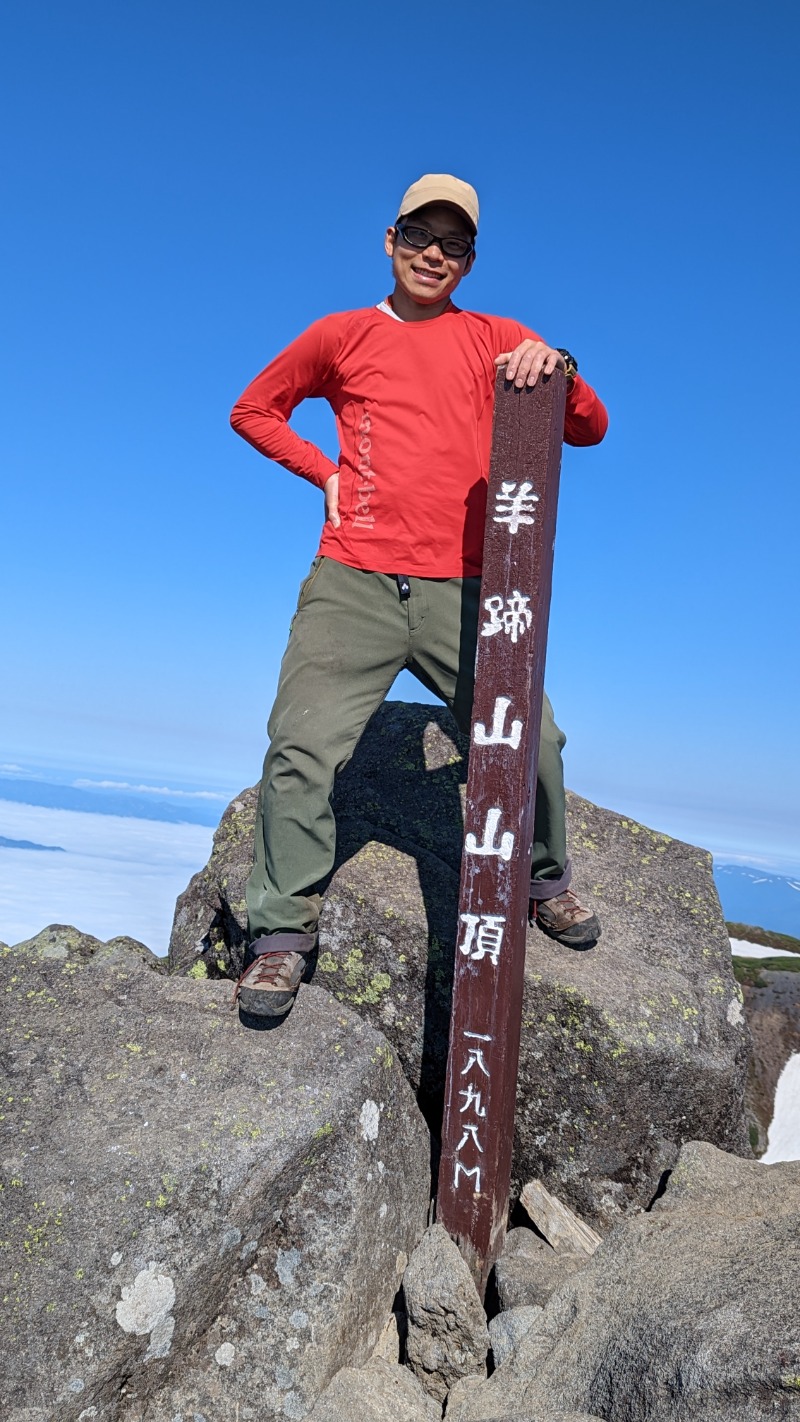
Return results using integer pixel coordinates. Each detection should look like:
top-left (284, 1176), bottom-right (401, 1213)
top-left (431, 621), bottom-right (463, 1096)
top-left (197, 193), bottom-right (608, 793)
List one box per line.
top-left (732, 955), bottom-right (800, 988)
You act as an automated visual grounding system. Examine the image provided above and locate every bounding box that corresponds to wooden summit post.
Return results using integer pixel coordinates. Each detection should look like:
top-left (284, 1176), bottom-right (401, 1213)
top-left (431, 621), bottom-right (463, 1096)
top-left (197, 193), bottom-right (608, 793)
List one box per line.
top-left (436, 368), bottom-right (567, 1294)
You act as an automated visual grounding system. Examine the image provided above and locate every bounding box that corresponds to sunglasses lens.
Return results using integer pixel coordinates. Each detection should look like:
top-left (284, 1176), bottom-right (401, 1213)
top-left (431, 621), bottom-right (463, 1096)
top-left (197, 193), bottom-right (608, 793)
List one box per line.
top-left (401, 225), bottom-right (432, 249)
top-left (441, 238), bottom-right (471, 257)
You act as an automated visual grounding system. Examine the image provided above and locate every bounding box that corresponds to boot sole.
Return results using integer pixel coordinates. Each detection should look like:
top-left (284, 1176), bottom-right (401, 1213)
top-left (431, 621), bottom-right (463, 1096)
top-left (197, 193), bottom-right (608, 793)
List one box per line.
top-left (534, 917), bottom-right (602, 950)
top-left (238, 986), bottom-right (298, 1018)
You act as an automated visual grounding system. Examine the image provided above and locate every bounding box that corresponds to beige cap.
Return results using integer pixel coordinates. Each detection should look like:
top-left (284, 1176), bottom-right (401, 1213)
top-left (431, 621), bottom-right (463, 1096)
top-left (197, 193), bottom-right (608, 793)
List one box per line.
top-left (396, 173), bottom-right (479, 235)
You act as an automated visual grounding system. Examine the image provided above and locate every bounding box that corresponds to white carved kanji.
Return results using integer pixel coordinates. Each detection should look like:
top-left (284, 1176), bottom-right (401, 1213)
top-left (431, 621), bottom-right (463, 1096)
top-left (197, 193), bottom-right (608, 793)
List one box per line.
top-left (464, 806), bottom-right (514, 862)
top-left (454, 1160), bottom-right (481, 1192)
top-left (457, 1122), bottom-right (485, 1153)
top-left (473, 694), bottom-right (523, 749)
top-left (493, 480), bottom-right (539, 534)
top-left (461, 1045), bottom-right (491, 1078)
top-left (459, 1084), bottom-right (487, 1117)
top-left (458, 913), bottom-right (506, 965)
top-left (480, 591), bottom-right (533, 645)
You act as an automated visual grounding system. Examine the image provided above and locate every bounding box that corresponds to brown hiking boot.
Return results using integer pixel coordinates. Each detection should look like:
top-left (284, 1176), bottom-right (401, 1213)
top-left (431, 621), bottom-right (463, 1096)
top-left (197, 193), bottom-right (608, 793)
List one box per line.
top-left (232, 934), bottom-right (316, 1019)
top-left (532, 889), bottom-right (601, 950)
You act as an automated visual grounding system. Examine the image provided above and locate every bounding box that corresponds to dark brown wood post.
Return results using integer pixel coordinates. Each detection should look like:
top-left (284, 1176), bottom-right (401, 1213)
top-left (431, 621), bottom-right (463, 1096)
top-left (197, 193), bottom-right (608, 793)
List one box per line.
top-left (436, 369), bottom-right (567, 1294)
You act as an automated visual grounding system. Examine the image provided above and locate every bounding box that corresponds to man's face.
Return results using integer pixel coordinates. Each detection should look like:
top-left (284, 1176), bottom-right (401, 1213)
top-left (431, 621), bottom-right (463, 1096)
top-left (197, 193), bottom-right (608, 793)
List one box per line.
top-left (385, 202), bottom-right (476, 306)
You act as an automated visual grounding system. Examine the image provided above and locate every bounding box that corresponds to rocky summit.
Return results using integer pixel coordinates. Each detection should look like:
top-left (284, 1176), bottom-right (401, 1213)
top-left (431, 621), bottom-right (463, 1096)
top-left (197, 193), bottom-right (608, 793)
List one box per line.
top-left (451, 1143), bottom-right (800, 1422)
top-left (2, 702), bottom-right (791, 1421)
top-left (170, 702), bottom-right (750, 1225)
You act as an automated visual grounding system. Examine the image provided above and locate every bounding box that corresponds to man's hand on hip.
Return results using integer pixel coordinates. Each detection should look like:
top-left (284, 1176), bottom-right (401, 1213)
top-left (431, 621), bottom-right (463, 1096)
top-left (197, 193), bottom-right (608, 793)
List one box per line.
top-left (495, 340), bottom-right (566, 389)
top-left (324, 472), bottom-right (341, 529)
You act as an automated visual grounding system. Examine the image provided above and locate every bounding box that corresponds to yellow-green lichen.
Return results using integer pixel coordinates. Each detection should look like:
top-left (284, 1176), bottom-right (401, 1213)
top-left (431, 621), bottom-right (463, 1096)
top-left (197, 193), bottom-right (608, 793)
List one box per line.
top-left (23, 1203), bottom-right (64, 1258)
top-left (229, 1116), bottom-right (263, 1141)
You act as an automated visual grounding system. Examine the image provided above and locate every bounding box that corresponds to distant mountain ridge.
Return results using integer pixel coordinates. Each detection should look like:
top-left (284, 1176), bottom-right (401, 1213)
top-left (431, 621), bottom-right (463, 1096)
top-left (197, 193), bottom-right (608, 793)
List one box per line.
top-left (0, 777), bottom-right (221, 827)
top-left (0, 835), bottom-right (65, 852)
top-left (714, 864), bottom-right (800, 938)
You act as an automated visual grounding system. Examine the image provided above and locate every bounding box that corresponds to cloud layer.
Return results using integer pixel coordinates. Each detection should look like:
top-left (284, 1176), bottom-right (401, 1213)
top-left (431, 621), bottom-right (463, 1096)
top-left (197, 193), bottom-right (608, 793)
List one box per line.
top-left (0, 800), bottom-right (213, 954)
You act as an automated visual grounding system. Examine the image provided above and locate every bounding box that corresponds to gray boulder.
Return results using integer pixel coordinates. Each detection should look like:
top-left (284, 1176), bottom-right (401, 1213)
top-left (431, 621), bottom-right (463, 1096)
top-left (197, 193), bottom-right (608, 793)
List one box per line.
top-left (305, 1357), bottom-right (440, 1422)
top-left (488, 1305), bottom-right (542, 1367)
top-left (458, 1416), bottom-right (602, 1422)
top-left (444, 1377), bottom-right (603, 1421)
top-left (169, 703), bottom-right (751, 1224)
top-left (0, 925), bottom-right (430, 1421)
top-left (494, 1228), bottom-right (590, 1310)
top-left (456, 1141), bottom-right (800, 1422)
top-left (453, 1415), bottom-right (602, 1422)
top-left (403, 1223), bottom-right (490, 1402)
top-left (447, 1376), bottom-right (600, 1422)
top-left (370, 1304), bottom-right (406, 1363)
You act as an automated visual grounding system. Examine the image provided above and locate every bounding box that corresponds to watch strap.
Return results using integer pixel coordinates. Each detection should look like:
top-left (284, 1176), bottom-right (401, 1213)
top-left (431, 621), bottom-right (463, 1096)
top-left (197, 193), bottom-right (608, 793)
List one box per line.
top-left (556, 348), bottom-right (578, 381)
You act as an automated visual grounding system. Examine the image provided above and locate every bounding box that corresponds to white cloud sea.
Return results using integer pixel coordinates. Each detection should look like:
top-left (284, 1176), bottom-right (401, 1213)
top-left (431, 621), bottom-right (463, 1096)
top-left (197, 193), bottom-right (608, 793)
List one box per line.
top-left (0, 799), bottom-right (213, 955)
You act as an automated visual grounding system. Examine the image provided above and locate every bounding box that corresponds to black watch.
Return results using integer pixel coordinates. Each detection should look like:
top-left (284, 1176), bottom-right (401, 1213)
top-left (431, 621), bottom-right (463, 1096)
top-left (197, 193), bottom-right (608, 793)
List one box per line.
top-left (557, 348), bottom-right (578, 382)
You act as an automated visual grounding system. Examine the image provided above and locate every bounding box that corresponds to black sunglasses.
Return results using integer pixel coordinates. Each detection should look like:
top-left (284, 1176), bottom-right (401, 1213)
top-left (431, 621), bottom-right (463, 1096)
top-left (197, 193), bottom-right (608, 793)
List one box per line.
top-left (395, 220), bottom-right (474, 260)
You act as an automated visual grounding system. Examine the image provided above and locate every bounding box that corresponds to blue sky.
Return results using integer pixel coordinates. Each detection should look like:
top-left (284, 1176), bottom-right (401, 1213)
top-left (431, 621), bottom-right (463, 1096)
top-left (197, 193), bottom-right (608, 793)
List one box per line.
top-left (1, 1), bottom-right (798, 871)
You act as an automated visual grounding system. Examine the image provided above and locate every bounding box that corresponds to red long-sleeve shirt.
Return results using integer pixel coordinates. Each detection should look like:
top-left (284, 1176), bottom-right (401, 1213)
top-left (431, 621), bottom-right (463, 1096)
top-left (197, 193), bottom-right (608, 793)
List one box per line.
top-left (231, 305), bottom-right (608, 578)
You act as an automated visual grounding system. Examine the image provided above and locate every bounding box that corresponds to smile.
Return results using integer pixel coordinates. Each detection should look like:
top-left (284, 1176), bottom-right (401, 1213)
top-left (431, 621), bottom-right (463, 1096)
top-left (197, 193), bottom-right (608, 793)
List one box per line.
top-left (411, 266), bottom-right (445, 284)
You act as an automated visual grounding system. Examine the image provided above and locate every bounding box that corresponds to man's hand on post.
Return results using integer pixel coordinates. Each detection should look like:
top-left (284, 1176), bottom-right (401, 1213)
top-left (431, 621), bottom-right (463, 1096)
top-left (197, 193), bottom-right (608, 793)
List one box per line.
top-left (324, 472), bottom-right (341, 528)
top-left (495, 340), bottom-right (567, 389)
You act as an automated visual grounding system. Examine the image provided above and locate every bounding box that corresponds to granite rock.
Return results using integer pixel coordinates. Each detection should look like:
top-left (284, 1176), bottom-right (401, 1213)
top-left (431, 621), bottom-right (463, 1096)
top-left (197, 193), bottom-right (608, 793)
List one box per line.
top-left (403, 1223), bottom-right (490, 1402)
top-left (0, 925), bottom-right (430, 1421)
top-left (169, 702), bottom-right (751, 1224)
top-left (494, 1228), bottom-right (590, 1310)
top-left (305, 1357), bottom-right (440, 1422)
top-left (456, 1142), bottom-right (800, 1422)
top-left (488, 1304), bottom-right (543, 1368)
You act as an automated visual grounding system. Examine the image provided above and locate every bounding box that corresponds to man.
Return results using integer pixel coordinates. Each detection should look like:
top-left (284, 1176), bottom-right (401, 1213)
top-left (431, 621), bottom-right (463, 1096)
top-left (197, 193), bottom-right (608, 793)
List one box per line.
top-left (231, 174), bottom-right (608, 1020)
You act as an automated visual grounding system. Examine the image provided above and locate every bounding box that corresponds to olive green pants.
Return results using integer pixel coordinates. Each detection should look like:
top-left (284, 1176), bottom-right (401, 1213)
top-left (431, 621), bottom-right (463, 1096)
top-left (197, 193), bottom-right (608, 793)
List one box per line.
top-left (246, 556), bottom-right (570, 938)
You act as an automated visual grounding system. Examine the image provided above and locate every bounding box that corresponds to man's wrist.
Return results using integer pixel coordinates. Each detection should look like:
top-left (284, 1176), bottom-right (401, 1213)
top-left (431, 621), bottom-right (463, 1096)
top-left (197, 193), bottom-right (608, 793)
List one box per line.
top-left (557, 348), bottom-right (578, 384)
